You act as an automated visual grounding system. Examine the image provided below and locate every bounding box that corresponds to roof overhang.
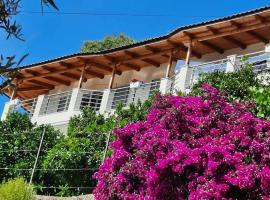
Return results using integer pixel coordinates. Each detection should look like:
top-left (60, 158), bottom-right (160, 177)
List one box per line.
top-left (3, 6), bottom-right (270, 99)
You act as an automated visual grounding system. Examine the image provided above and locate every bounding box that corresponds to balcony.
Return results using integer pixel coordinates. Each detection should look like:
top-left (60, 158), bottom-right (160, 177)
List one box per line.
top-left (2, 50), bottom-right (270, 130)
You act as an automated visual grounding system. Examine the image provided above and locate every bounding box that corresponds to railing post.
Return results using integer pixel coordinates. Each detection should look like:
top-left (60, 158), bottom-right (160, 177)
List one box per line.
top-left (99, 89), bottom-right (111, 114)
top-left (159, 77), bottom-right (172, 95)
top-left (32, 95), bottom-right (45, 123)
top-left (68, 88), bottom-right (80, 112)
top-left (226, 54), bottom-right (237, 72)
top-left (173, 65), bottom-right (193, 93)
top-left (1, 99), bottom-right (19, 121)
top-left (266, 44), bottom-right (270, 69)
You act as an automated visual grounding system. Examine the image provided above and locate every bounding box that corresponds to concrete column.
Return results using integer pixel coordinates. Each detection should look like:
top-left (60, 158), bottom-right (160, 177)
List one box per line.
top-left (99, 89), bottom-right (111, 114)
top-left (68, 88), bottom-right (80, 112)
top-left (31, 95), bottom-right (45, 123)
top-left (226, 54), bottom-right (237, 72)
top-left (1, 99), bottom-right (19, 121)
top-left (159, 77), bottom-right (172, 95)
top-left (173, 65), bottom-right (193, 93)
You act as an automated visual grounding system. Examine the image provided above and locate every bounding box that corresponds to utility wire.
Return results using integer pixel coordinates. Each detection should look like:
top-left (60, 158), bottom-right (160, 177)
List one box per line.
top-left (18, 10), bottom-right (222, 18)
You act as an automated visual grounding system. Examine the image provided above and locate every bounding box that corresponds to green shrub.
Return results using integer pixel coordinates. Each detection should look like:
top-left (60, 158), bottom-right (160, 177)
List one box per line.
top-left (0, 177), bottom-right (35, 200)
top-left (191, 60), bottom-right (261, 100)
top-left (249, 86), bottom-right (270, 119)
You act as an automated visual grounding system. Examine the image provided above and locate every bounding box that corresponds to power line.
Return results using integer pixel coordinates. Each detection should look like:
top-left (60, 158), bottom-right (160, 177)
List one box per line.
top-left (18, 10), bottom-right (222, 18)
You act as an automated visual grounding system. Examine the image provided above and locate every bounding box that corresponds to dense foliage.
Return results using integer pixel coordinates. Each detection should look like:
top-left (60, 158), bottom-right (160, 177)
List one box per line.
top-left (0, 113), bottom-right (62, 192)
top-left (81, 34), bottom-right (135, 53)
top-left (249, 86), bottom-right (270, 119)
top-left (192, 62), bottom-right (261, 100)
top-left (94, 84), bottom-right (270, 199)
top-left (0, 177), bottom-right (35, 200)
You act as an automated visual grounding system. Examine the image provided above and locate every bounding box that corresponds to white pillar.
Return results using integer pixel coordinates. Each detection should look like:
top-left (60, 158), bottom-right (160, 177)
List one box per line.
top-left (68, 88), bottom-right (80, 112)
top-left (173, 65), bottom-right (193, 93)
top-left (159, 77), bottom-right (172, 95)
top-left (226, 54), bottom-right (237, 72)
top-left (1, 99), bottom-right (19, 121)
top-left (265, 43), bottom-right (270, 53)
top-left (99, 89), bottom-right (111, 114)
top-left (31, 95), bottom-right (45, 123)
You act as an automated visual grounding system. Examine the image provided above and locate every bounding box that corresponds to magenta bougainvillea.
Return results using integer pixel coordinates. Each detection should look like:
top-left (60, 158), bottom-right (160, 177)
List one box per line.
top-left (93, 84), bottom-right (270, 199)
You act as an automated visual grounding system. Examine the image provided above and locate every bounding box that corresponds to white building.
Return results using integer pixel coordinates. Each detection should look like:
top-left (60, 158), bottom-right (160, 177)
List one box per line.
top-left (2, 6), bottom-right (270, 133)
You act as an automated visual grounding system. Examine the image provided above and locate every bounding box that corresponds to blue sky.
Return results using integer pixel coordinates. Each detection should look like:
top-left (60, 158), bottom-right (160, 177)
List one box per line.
top-left (0, 0), bottom-right (269, 113)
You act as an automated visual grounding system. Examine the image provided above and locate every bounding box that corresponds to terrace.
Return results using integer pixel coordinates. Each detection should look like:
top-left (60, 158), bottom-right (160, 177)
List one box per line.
top-left (2, 50), bottom-right (269, 132)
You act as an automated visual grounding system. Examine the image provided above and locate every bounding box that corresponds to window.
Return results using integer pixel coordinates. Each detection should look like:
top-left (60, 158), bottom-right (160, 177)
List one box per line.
top-left (149, 80), bottom-right (160, 96)
top-left (112, 87), bottom-right (130, 109)
top-left (80, 91), bottom-right (103, 111)
top-left (57, 95), bottom-right (70, 112)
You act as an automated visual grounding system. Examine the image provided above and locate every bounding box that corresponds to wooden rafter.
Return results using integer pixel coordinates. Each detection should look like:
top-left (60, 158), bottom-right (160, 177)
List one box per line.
top-left (27, 80), bottom-right (55, 89)
top-left (145, 45), bottom-right (170, 58)
top-left (200, 41), bottom-right (224, 54)
top-left (42, 66), bottom-right (78, 82)
top-left (183, 31), bottom-right (224, 54)
top-left (25, 69), bottom-right (71, 86)
top-left (121, 63), bottom-right (140, 71)
top-left (124, 50), bottom-right (160, 67)
top-left (166, 40), bottom-right (202, 58)
top-left (17, 86), bottom-right (49, 92)
top-left (206, 26), bottom-right (246, 49)
top-left (44, 76), bottom-right (70, 86)
top-left (84, 68), bottom-right (104, 79)
top-left (77, 58), bottom-right (122, 75)
top-left (230, 21), bottom-right (269, 44)
top-left (247, 31), bottom-right (269, 44)
top-left (197, 19), bottom-right (270, 42)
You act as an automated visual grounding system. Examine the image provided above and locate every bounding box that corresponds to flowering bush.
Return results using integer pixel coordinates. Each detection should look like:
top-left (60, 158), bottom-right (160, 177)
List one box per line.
top-left (93, 84), bottom-right (270, 199)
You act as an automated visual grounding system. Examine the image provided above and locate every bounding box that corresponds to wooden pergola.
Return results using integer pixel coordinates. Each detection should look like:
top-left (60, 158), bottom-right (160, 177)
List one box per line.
top-left (4, 6), bottom-right (270, 100)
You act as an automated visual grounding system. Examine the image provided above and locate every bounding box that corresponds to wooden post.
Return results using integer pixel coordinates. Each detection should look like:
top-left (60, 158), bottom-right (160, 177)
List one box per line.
top-left (108, 64), bottom-right (117, 89)
top-left (10, 79), bottom-right (18, 100)
top-left (166, 50), bottom-right (173, 78)
top-left (78, 65), bottom-right (86, 88)
top-left (185, 42), bottom-right (192, 66)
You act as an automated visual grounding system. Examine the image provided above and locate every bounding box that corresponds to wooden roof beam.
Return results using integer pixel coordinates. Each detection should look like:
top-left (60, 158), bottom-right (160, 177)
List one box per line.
top-left (166, 40), bottom-right (202, 58)
top-left (124, 50), bottom-right (160, 67)
top-left (23, 65), bottom-right (85, 81)
top-left (247, 31), bottom-right (269, 44)
top-left (84, 68), bottom-right (104, 79)
top-left (44, 76), bottom-right (70, 86)
top-left (200, 41), bottom-right (224, 54)
top-left (145, 45), bottom-right (170, 59)
top-left (197, 19), bottom-right (270, 42)
top-left (17, 86), bottom-right (49, 92)
top-left (25, 68), bottom-right (71, 86)
top-left (183, 31), bottom-right (224, 54)
top-left (42, 66), bottom-right (79, 82)
top-left (230, 21), bottom-right (269, 44)
top-left (27, 80), bottom-right (55, 89)
top-left (121, 63), bottom-right (140, 71)
top-left (78, 58), bottom-right (122, 75)
top-left (206, 26), bottom-right (246, 49)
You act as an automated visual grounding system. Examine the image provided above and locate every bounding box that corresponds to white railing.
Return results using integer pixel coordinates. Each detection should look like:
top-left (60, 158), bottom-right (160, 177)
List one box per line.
top-left (39, 91), bottom-right (72, 115)
top-left (13, 98), bottom-right (38, 117)
top-left (237, 51), bottom-right (270, 73)
top-left (188, 58), bottom-right (228, 87)
top-left (75, 89), bottom-right (103, 112)
top-left (108, 80), bottom-right (160, 110)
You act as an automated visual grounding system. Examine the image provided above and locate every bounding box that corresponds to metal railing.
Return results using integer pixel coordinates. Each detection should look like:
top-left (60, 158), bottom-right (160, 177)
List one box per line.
top-left (75, 89), bottom-right (103, 112)
top-left (13, 98), bottom-right (38, 117)
top-left (237, 51), bottom-right (270, 73)
top-left (39, 91), bottom-right (72, 115)
top-left (188, 58), bottom-right (228, 87)
top-left (108, 80), bottom-right (160, 110)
